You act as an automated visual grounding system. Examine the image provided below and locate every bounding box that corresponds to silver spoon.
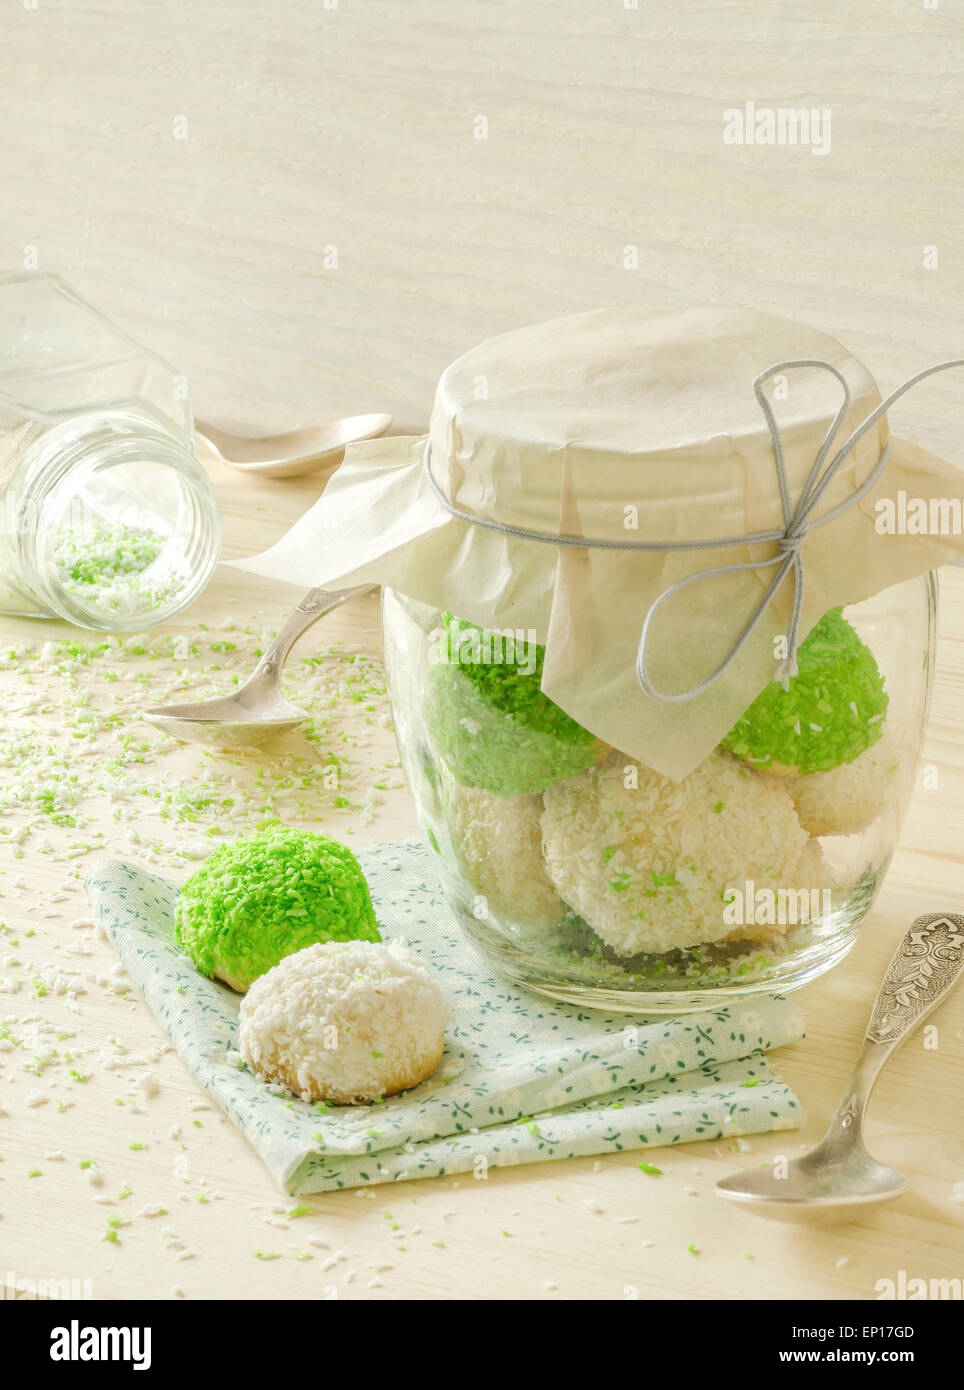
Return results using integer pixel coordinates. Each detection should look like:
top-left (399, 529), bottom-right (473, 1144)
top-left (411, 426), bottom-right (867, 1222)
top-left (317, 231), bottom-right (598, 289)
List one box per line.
top-left (195, 413), bottom-right (392, 479)
top-left (143, 584), bottom-right (376, 748)
top-left (716, 911), bottom-right (964, 1226)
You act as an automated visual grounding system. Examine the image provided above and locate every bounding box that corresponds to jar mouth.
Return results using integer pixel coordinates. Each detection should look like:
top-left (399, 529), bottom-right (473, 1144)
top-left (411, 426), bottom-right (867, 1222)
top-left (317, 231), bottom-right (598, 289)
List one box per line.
top-left (14, 417), bottom-right (222, 632)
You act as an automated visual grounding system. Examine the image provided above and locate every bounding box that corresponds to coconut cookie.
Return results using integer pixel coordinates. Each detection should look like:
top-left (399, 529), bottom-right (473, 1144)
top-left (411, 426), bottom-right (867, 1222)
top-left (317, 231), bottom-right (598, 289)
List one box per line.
top-left (239, 940), bottom-right (450, 1104)
top-left (722, 607), bottom-right (888, 776)
top-left (787, 731), bottom-right (899, 837)
top-left (446, 782), bottom-right (566, 929)
top-left (541, 750), bottom-right (818, 957)
top-left (428, 611), bottom-right (605, 798)
top-left (175, 826), bottom-right (380, 993)
top-left (724, 839), bottom-right (831, 945)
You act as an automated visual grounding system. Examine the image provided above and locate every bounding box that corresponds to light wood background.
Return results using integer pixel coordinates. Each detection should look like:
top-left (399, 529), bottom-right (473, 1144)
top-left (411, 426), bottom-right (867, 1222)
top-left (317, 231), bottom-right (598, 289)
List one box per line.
top-left (1, 0), bottom-right (963, 1301)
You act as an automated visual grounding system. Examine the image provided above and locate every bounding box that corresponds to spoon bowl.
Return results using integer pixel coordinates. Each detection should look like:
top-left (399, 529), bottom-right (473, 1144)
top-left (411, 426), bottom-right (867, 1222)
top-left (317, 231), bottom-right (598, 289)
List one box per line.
top-left (143, 691), bottom-right (309, 748)
top-left (196, 413), bottom-right (392, 479)
top-left (716, 1140), bottom-right (907, 1226)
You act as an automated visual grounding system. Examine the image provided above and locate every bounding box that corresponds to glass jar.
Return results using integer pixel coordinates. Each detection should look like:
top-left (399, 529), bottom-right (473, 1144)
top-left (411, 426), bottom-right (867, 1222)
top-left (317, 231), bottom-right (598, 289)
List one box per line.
top-left (0, 272), bottom-right (221, 631)
top-left (383, 575), bottom-right (936, 1012)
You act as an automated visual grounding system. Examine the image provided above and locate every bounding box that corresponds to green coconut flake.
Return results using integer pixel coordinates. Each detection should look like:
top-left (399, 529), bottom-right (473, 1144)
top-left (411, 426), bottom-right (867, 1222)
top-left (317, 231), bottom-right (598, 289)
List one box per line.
top-left (54, 519), bottom-right (163, 588)
top-left (53, 519), bottom-right (176, 615)
top-left (0, 624), bottom-right (395, 867)
top-left (722, 607), bottom-right (888, 775)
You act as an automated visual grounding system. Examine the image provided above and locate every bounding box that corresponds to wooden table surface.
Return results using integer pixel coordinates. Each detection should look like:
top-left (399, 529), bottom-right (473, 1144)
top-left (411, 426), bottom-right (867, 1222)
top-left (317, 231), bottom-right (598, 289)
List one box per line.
top-left (1, 0), bottom-right (963, 1302)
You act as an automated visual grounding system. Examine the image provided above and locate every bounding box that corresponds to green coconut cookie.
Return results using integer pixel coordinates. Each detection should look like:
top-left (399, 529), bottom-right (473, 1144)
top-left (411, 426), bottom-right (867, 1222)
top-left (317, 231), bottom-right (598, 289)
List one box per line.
top-left (175, 826), bottom-right (380, 992)
top-left (428, 611), bottom-right (603, 798)
top-left (722, 607), bottom-right (888, 776)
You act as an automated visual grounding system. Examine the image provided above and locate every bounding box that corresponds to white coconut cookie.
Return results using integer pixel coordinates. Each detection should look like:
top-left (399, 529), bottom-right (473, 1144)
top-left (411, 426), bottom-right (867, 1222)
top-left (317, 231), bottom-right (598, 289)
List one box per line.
top-left (541, 749), bottom-right (819, 957)
top-left (238, 940), bottom-right (450, 1105)
top-left (787, 732), bottom-right (899, 838)
top-left (724, 839), bottom-right (832, 945)
top-left (446, 782), bottom-right (566, 929)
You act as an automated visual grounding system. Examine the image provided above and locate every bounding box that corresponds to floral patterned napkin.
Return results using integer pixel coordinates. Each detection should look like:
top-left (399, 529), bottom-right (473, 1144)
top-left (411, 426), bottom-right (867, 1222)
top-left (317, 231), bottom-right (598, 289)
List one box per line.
top-left (84, 840), bottom-right (805, 1194)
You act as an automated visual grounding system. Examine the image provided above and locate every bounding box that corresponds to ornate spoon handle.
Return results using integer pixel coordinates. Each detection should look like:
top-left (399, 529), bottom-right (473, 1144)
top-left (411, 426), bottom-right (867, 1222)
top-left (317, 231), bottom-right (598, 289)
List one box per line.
top-left (252, 584), bottom-right (377, 681)
top-left (865, 912), bottom-right (964, 1044)
top-left (825, 912), bottom-right (964, 1148)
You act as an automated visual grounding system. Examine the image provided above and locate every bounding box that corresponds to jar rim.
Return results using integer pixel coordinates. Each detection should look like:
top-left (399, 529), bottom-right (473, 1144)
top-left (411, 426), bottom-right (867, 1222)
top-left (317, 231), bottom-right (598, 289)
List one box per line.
top-left (12, 416), bottom-right (221, 631)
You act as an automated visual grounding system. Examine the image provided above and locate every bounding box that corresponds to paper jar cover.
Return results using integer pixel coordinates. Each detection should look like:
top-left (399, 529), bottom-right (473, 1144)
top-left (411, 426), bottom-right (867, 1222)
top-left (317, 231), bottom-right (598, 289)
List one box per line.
top-left (233, 307), bottom-right (964, 779)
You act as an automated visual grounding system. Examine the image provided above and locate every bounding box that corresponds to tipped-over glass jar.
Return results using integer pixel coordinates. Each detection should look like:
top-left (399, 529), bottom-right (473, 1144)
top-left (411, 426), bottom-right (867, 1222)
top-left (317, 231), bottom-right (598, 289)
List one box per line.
top-left (383, 577), bottom-right (936, 1012)
top-left (0, 273), bottom-right (221, 631)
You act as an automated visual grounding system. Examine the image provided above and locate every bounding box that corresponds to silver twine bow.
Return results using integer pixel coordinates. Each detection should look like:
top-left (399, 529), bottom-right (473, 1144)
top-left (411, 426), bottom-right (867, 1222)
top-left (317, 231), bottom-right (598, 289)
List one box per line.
top-left (422, 356), bottom-right (964, 702)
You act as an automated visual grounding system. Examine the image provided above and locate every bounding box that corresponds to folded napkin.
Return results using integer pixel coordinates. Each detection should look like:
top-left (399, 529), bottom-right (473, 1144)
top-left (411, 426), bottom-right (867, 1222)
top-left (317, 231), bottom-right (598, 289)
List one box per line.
top-left (85, 840), bottom-right (805, 1194)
